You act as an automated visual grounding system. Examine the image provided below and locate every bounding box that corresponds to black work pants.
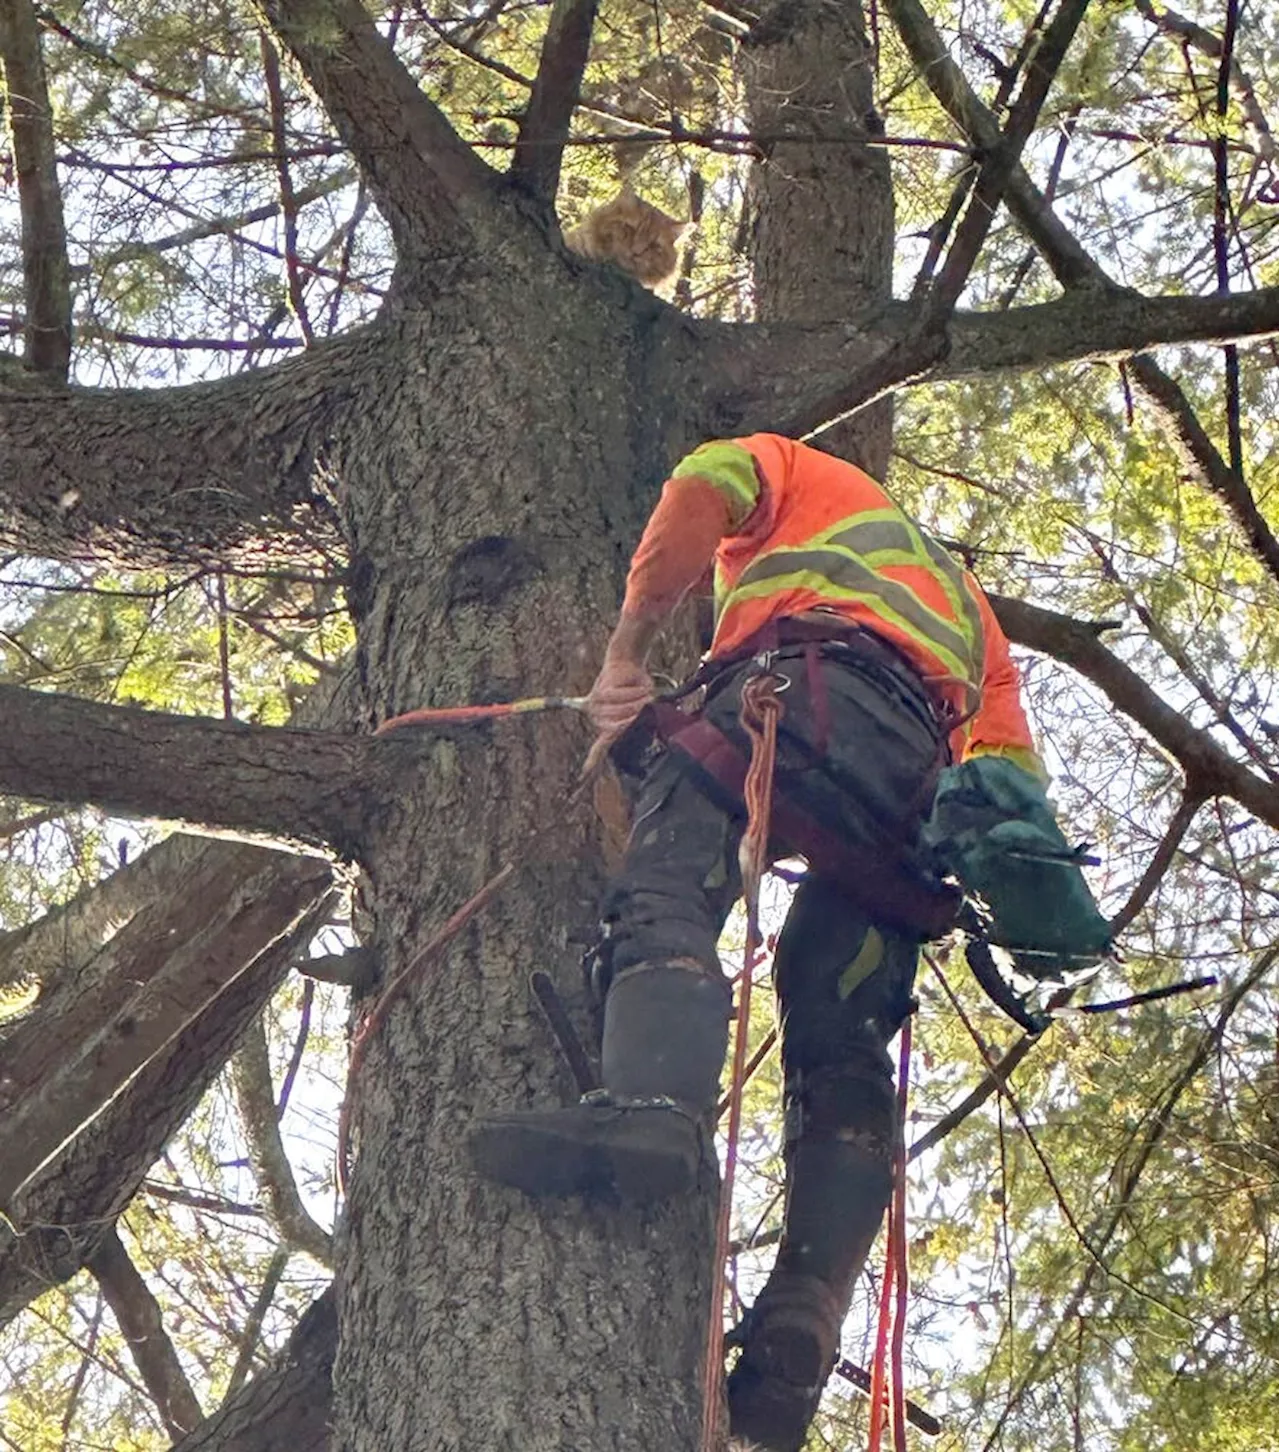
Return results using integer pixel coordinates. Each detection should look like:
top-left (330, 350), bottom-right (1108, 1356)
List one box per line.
top-left (600, 645), bottom-right (942, 1100)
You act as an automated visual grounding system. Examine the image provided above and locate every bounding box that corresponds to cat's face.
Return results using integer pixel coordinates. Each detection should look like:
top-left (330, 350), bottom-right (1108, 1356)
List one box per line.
top-left (566, 189), bottom-right (690, 289)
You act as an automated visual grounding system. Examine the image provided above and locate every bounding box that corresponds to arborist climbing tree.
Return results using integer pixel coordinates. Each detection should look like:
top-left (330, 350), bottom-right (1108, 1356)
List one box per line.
top-left (469, 433), bottom-right (1113, 1451)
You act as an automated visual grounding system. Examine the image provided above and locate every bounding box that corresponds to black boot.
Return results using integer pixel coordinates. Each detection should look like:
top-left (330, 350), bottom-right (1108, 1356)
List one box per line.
top-left (468, 960), bottom-right (730, 1204)
top-left (727, 1066), bottom-right (895, 1451)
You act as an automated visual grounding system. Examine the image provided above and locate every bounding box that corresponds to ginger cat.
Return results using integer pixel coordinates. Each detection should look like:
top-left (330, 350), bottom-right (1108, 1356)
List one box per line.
top-left (562, 186), bottom-right (689, 291)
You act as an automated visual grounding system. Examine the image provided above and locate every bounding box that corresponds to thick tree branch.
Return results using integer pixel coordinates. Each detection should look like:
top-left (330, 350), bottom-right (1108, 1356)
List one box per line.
top-left (87, 1226), bottom-right (204, 1438)
top-left (256, 0), bottom-right (503, 255)
top-left (0, 846), bottom-right (331, 1324)
top-left (232, 1017), bottom-right (334, 1266)
top-left (0, 326), bottom-right (379, 569)
top-left (171, 1285), bottom-right (336, 1452)
top-left (0, 0), bottom-right (71, 379)
top-left (511, 0), bottom-right (600, 203)
top-left (924, 0), bottom-right (1091, 320)
top-left (699, 286), bottom-right (1279, 437)
top-left (0, 685), bottom-right (391, 851)
top-left (988, 594), bottom-right (1277, 827)
top-left (884, 0), bottom-right (1278, 575)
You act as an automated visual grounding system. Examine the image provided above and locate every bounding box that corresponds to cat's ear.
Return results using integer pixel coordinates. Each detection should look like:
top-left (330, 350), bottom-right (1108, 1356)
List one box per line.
top-left (674, 219), bottom-right (696, 242)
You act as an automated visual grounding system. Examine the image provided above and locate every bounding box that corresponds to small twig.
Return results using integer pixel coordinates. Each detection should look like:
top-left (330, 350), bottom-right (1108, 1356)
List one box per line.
top-left (222, 1245), bottom-right (290, 1400)
top-left (259, 32), bottom-right (315, 346)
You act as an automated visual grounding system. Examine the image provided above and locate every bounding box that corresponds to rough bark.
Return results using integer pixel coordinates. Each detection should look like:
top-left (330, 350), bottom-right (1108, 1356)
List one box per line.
top-left (87, 1226), bottom-right (205, 1438)
top-left (697, 286), bottom-right (1279, 438)
top-left (0, 327), bottom-right (371, 568)
top-left (172, 1286), bottom-right (336, 1452)
top-left (0, 846), bottom-right (332, 1324)
top-left (0, 0), bottom-right (71, 378)
top-left (322, 283), bottom-right (717, 1450)
top-left (741, 0), bottom-right (896, 476)
top-left (0, 684), bottom-right (391, 853)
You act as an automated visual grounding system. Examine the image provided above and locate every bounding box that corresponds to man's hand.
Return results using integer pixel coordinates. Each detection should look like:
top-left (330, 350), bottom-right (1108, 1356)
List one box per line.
top-left (581, 652), bottom-right (654, 778)
top-left (586, 653), bottom-right (654, 734)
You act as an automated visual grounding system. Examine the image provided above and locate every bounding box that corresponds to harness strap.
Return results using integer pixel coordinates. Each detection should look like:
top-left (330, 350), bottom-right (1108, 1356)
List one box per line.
top-left (648, 702), bottom-right (961, 941)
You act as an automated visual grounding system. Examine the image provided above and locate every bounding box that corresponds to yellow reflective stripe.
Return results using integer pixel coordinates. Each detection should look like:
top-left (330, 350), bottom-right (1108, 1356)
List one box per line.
top-left (721, 561), bottom-right (974, 680)
top-left (917, 531), bottom-right (985, 669)
top-left (821, 510), bottom-right (984, 673)
top-left (671, 441), bottom-right (760, 524)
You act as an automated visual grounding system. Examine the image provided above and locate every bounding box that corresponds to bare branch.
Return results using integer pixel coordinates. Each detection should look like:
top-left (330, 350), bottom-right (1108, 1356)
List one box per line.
top-left (979, 946), bottom-right (1277, 1447)
top-left (259, 32), bottom-right (316, 345)
top-left (1126, 354), bottom-right (1277, 576)
top-left (0, 684), bottom-right (390, 851)
top-left (224, 1246), bottom-right (290, 1399)
top-left (232, 1016), bottom-right (334, 1266)
top-left (0, 0), bottom-right (71, 377)
top-left (511, 0), bottom-right (600, 203)
top-left (87, 1226), bottom-right (204, 1437)
top-left (988, 594), bottom-right (1277, 827)
top-left (1108, 790), bottom-right (1206, 937)
top-left (925, 0), bottom-right (1092, 319)
top-left (0, 844), bottom-right (333, 1207)
top-left (0, 848), bottom-right (331, 1324)
top-left (883, 0), bottom-right (1279, 575)
top-left (1133, 0), bottom-right (1276, 164)
top-left (256, 0), bottom-right (503, 256)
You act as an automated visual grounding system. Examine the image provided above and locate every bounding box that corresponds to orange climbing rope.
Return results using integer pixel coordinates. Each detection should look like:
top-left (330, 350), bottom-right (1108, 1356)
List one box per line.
top-left (339, 695), bottom-right (594, 1196)
top-left (375, 694), bottom-right (587, 734)
top-left (867, 1017), bottom-right (914, 1452)
top-left (699, 670), bottom-right (785, 1452)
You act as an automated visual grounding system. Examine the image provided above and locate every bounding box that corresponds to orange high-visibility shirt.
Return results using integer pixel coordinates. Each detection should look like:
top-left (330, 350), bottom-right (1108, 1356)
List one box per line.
top-left (623, 434), bottom-right (1042, 772)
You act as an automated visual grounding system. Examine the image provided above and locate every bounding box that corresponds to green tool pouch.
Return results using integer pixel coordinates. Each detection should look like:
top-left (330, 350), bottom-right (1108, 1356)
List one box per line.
top-left (923, 756), bottom-right (1113, 980)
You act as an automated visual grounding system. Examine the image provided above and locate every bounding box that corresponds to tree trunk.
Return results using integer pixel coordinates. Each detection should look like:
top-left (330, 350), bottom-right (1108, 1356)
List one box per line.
top-left (742, 0), bottom-right (896, 476)
top-left (328, 283), bottom-right (718, 1449)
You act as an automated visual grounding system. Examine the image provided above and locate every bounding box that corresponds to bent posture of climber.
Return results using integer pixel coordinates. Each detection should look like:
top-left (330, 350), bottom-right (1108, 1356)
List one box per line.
top-left (469, 434), bottom-right (1109, 1451)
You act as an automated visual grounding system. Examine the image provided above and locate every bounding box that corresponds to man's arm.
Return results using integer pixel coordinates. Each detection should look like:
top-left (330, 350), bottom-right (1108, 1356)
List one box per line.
top-left (588, 438), bottom-right (767, 738)
top-left (586, 474), bottom-right (733, 734)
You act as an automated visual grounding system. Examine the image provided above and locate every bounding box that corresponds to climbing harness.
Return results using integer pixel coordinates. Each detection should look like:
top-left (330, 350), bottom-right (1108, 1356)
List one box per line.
top-left (699, 666), bottom-right (785, 1452)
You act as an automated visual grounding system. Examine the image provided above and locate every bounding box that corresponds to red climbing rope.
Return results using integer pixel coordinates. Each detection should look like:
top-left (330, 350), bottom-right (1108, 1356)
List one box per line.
top-left (890, 1018), bottom-right (913, 1452)
top-left (699, 671), bottom-right (784, 1452)
top-left (867, 1017), bottom-right (914, 1451)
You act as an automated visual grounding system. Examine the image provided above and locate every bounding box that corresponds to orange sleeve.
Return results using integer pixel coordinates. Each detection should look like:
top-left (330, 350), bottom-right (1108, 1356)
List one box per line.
top-left (962, 586), bottom-right (1047, 780)
top-left (621, 475), bottom-right (733, 621)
